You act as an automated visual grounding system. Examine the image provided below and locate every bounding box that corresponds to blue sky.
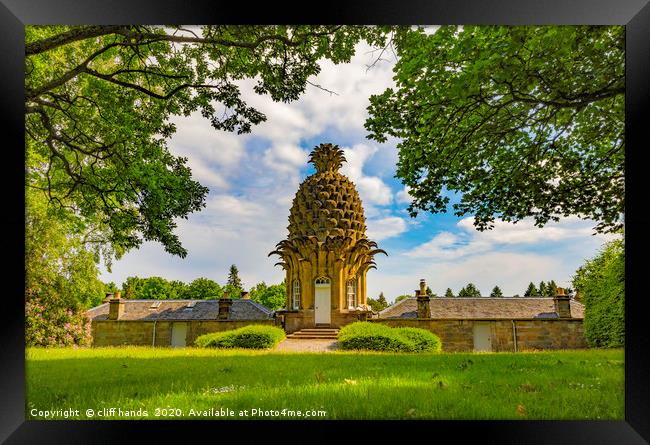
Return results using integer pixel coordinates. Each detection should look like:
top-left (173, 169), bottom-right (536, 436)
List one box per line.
top-left (99, 36), bottom-right (616, 302)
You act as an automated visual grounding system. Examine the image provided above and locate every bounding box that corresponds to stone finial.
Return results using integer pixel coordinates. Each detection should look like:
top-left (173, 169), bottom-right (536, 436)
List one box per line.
top-left (419, 279), bottom-right (427, 296)
top-left (553, 288), bottom-right (571, 318)
top-left (308, 143), bottom-right (347, 173)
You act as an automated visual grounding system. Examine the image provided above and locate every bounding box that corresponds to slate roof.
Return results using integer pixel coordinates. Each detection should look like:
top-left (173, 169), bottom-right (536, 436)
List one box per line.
top-left (378, 297), bottom-right (585, 320)
top-left (86, 299), bottom-right (274, 321)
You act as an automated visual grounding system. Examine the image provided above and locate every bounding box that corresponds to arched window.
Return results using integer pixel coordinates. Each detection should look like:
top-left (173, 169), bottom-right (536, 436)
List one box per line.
top-left (315, 277), bottom-right (331, 285)
top-left (292, 279), bottom-right (301, 310)
top-left (347, 278), bottom-right (357, 309)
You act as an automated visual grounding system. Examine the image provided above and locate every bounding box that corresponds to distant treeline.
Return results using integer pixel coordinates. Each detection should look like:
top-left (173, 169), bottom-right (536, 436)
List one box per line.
top-left (104, 268), bottom-right (286, 311)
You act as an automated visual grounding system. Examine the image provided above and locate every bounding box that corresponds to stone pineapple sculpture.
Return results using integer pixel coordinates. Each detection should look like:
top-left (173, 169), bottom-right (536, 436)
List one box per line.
top-left (270, 143), bottom-right (386, 283)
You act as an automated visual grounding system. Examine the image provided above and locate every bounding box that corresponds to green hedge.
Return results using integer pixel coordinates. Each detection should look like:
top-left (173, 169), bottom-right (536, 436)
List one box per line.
top-left (194, 325), bottom-right (286, 349)
top-left (338, 322), bottom-right (442, 353)
top-left (394, 327), bottom-right (442, 353)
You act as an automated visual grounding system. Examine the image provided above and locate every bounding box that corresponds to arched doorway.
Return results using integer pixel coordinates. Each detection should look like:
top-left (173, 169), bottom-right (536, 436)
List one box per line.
top-left (314, 277), bottom-right (331, 325)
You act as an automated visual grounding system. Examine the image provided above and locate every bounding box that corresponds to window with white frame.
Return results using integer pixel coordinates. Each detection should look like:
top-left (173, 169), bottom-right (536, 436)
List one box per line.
top-left (292, 279), bottom-right (301, 310)
top-left (347, 278), bottom-right (357, 309)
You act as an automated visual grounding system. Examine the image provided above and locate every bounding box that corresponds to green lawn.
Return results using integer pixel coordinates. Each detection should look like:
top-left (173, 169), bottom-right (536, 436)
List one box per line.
top-left (26, 347), bottom-right (624, 420)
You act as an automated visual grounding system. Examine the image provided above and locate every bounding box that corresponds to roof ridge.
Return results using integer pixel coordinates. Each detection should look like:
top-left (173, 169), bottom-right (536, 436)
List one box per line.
top-left (379, 297), bottom-right (413, 314)
top-left (123, 299), bottom-right (219, 302)
top-left (241, 299), bottom-right (273, 315)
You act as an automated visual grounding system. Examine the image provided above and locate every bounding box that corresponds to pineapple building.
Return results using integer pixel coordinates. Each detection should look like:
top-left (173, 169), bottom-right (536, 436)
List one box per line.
top-left (271, 144), bottom-right (386, 332)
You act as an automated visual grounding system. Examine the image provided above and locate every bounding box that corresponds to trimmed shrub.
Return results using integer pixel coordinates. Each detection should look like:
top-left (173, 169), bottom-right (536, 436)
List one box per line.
top-left (394, 327), bottom-right (442, 352)
top-left (338, 322), bottom-right (415, 352)
top-left (338, 322), bottom-right (442, 353)
top-left (195, 325), bottom-right (286, 349)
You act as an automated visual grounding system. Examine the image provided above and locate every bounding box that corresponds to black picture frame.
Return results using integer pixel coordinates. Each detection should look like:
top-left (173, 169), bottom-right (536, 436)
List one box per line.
top-left (1, 1), bottom-right (648, 443)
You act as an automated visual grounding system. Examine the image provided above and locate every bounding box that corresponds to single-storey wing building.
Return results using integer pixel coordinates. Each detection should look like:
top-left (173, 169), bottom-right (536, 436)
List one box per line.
top-left (374, 283), bottom-right (586, 352)
top-left (87, 296), bottom-right (275, 347)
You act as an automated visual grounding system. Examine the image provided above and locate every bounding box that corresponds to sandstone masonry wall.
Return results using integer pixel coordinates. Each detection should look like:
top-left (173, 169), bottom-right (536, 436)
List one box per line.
top-left (373, 318), bottom-right (586, 352)
top-left (282, 310), bottom-right (367, 332)
top-left (92, 319), bottom-right (277, 347)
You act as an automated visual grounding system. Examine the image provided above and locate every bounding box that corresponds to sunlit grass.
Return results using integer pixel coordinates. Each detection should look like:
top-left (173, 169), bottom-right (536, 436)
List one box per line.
top-left (26, 347), bottom-right (624, 420)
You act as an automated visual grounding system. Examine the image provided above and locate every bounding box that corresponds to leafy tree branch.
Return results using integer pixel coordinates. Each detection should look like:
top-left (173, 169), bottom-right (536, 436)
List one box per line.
top-left (366, 26), bottom-right (624, 234)
top-left (25, 25), bottom-right (390, 259)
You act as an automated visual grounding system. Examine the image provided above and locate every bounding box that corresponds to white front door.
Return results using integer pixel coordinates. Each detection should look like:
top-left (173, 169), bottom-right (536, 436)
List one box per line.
top-left (171, 322), bottom-right (187, 347)
top-left (314, 278), bottom-right (331, 325)
top-left (473, 323), bottom-right (492, 352)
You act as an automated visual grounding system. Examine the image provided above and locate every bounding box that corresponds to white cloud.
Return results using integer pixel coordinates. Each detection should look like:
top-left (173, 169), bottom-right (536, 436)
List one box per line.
top-left (367, 216), bottom-right (407, 241)
top-left (169, 113), bottom-right (246, 167)
top-left (262, 143), bottom-right (308, 174)
top-left (408, 216), bottom-right (613, 259)
top-left (182, 158), bottom-right (229, 189)
top-left (456, 216), bottom-right (596, 245)
top-left (355, 177), bottom-right (393, 206)
top-left (340, 144), bottom-right (392, 206)
top-left (298, 42), bottom-right (397, 136)
top-left (406, 230), bottom-right (491, 259)
top-left (166, 112), bottom-right (251, 190)
top-left (395, 185), bottom-right (413, 204)
top-left (205, 194), bottom-right (264, 220)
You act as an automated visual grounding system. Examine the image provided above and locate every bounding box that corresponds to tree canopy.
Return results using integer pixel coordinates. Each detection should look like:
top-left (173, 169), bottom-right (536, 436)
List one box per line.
top-left (572, 239), bottom-right (624, 347)
top-left (120, 275), bottom-right (223, 300)
top-left (368, 292), bottom-right (389, 312)
top-left (225, 264), bottom-right (244, 298)
top-left (184, 278), bottom-right (222, 300)
top-left (490, 286), bottom-right (504, 297)
top-left (249, 282), bottom-right (286, 310)
top-left (25, 189), bottom-right (101, 346)
top-left (524, 282), bottom-right (539, 297)
top-left (458, 283), bottom-right (481, 297)
top-left (26, 189), bottom-right (105, 310)
top-left (366, 25), bottom-right (624, 234)
top-left (26, 25), bottom-right (389, 259)
top-left (394, 294), bottom-right (411, 304)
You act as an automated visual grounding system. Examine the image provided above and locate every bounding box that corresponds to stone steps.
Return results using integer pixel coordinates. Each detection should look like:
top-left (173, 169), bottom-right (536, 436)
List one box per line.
top-left (286, 328), bottom-right (339, 340)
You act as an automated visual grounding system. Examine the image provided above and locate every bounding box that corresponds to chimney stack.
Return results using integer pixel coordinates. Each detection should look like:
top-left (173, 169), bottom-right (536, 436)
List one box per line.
top-left (108, 291), bottom-right (124, 320)
top-left (416, 279), bottom-right (431, 319)
top-left (553, 287), bottom-right (572, 318)
top-left (218, 294), bottom-right (233, 320)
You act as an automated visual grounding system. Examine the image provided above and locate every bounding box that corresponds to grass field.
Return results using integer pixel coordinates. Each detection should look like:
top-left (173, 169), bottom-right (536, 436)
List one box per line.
top-left (26, 347), bottom-right (624, 420)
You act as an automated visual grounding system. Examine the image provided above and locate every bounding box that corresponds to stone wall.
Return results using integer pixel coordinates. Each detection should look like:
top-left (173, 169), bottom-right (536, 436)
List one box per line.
top-left (373, 318), bottom-right (586, 352)
top-left (91, 319), bottom-right (277, 347)
top-left (282, 310), bottom-right (314, 333)
top-left (282, 310), bottom-right (369, 332)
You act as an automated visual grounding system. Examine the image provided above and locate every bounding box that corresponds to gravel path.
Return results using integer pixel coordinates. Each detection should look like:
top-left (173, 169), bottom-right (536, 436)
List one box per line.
top-left (274, 339), bottom-right (339, 353)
